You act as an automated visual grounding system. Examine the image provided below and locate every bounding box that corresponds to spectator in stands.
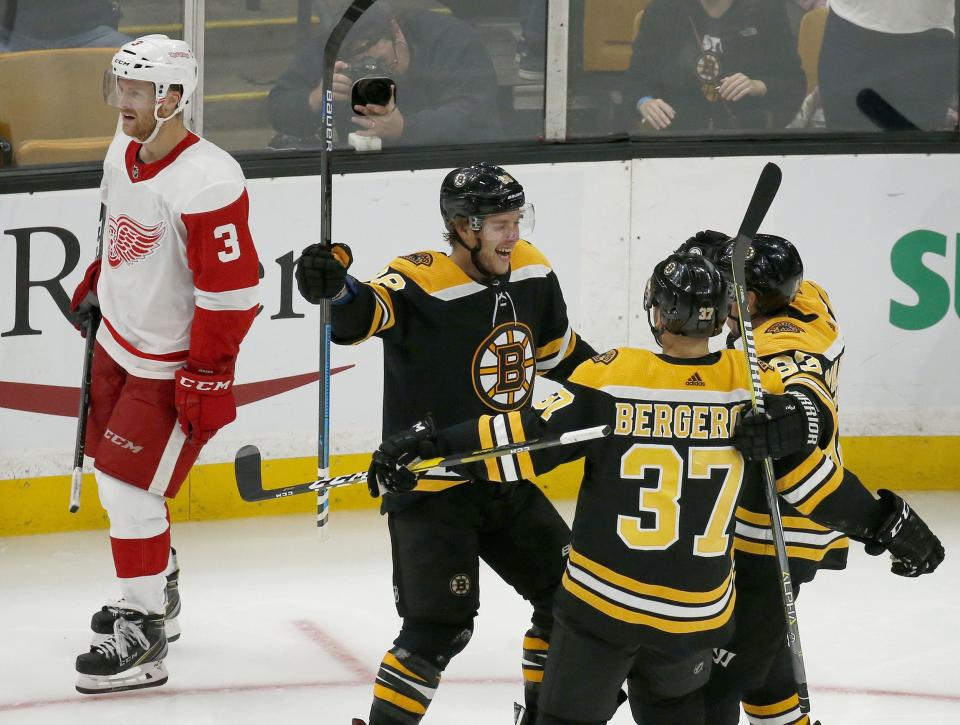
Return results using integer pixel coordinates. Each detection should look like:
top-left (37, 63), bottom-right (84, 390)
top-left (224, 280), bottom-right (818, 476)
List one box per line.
top-left (0, 0), bottom-right (128, 53)
top-left (626, 0), bottom-right (806, 133)
top-left (818, 0), bottom-right (957, 131)
top-left (267, 1), bottom-right (501, 148)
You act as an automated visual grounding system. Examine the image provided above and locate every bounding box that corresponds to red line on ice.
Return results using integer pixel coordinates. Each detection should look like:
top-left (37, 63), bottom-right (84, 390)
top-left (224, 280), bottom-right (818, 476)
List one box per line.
top-left (2, 680), bottom-right (958, 713)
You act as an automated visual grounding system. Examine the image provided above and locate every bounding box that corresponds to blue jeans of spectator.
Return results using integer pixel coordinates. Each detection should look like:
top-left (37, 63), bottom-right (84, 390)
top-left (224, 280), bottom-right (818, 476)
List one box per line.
top-left (818, 10), bottom-right (958, 131)
top-left (0, 25), bottom-right (129, 52)
top-left (520, 0), bottom-right (546, 54)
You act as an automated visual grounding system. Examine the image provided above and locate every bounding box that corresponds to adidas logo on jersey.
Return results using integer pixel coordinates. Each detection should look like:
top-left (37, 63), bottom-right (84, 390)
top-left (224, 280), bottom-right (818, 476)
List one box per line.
top-left (685, 372), bottom-right (705, 387)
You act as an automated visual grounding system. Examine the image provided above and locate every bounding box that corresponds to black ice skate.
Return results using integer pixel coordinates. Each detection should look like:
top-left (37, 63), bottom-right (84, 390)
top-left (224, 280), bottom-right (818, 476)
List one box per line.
top-left (91, 554), bottom-right (180, 644)
top-left (76, 607), bottom-right (168, 694)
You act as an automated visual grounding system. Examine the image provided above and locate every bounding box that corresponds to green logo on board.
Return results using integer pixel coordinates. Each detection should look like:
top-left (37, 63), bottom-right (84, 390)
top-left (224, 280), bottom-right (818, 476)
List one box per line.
top-left (890, 230), bottom-right (958, 330)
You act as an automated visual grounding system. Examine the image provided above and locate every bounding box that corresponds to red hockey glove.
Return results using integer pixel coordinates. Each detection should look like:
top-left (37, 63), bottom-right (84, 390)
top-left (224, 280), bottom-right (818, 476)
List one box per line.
top-left (70, 259), bottom-right (102, 336)
top-left (174, 362), bottom-right (236, 444)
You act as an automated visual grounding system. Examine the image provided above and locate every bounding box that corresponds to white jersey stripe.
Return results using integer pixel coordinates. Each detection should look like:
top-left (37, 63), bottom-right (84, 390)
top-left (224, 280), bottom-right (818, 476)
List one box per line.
top-left (195, 284), bottom-right (260, 311)
top-left (599, 385), bottom-right (753, 405)
top-left (492, 415), bottom-right (519, 481)
top-left (566, 561), bottom-right (734, 619)
top-left (781, 456), bottom-right (836, 506)
top-left (148, 425), bottom-right (188, 495)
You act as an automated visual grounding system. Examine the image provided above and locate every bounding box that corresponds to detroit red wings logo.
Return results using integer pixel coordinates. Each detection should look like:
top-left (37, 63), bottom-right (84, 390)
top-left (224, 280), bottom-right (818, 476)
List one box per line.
top-left (107, 215), bottom-right (165, 268)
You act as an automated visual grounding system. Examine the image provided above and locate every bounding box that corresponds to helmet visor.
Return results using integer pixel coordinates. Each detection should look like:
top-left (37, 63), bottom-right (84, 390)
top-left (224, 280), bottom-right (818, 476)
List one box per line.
top-left (472, 203), bottom-right (535, 241)
top-left (103, 70), bottom-right (156, 110)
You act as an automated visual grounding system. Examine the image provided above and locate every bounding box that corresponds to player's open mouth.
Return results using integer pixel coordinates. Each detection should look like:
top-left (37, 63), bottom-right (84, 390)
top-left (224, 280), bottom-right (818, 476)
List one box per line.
top-left (121, 113), bottom-right (136, 121)
top-left (495, 247), bottom-right (513, 259)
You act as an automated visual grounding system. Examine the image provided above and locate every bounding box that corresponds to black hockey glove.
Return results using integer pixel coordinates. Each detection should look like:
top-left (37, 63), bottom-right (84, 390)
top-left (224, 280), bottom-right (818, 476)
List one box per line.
top-left (676, 230), bottom-right (731, 260)
top-left (732, 391), bottom-right (819, 461)
top-left (367, 417), bottom-right (438, 497)
top-left (296, 242), bottom-right (354, 303)
top-left (864, 489), bottom-right (945, 577)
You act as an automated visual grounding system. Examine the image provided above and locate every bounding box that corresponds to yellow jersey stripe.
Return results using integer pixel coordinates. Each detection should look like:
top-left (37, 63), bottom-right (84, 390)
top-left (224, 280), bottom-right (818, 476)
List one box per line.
top-left (569, 548), bottom-right (733, 604)
top-left (792, 461), bottom-right (844, 516)
top-left (736, 507), bottom-right (833, 532)
top-left (373, 683), bottom-right (427, 715)
top-left (383, 652), bottom-right (427, 683)
top-left (522, 668), bottom-right (545, 683)
top-left (506, 411), bottom-right (535, 479)
top-left (562, 572), bottom-right (736, 633)
top-left (478, 415), bottom-right (500, 481)
top-left (523, 636), bottom-right (549, 651)
top-left (734, 537), bottom-right (848, 561)
top-left (776, 446), bottom-right (823, 491)
top-left (413, 478), bottom-right (467, 493)
top-left (744, 693), bottom-right (800, 717)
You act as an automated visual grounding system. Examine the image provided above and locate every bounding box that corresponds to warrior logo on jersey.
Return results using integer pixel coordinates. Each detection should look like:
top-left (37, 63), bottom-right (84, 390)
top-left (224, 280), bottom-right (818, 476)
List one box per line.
top-left (471, 322), bottom-right (535, 412)
top-left (400, 252), bottom-right (433, 267)
top-left (107, 215), bottom-right (165, 268)
top-left (766, 321), bottom-right (804, 334)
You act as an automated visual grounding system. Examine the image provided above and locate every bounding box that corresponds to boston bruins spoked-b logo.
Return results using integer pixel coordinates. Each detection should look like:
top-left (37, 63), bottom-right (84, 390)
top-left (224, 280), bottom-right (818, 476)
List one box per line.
top-left (471, 322), bottom-right (536, 412)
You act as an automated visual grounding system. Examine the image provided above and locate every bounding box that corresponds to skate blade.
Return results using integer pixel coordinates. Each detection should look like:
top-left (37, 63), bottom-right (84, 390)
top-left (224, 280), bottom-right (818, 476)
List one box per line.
top-left (76, 660), bottom-right (169, 694)
top-left (164, 616), bottom-right (180, 643)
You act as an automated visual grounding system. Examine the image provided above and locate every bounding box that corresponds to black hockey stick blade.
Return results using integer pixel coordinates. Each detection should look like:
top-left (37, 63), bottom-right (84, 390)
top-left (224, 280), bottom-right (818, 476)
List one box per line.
top-left (734, 162), bottom-right (782, 244)
top-left (856, 88), bottom-right (919, 132)
top-left (233, 425), bottom-right (612, 503)
top-left (235, 444), bottom-right (266, 501)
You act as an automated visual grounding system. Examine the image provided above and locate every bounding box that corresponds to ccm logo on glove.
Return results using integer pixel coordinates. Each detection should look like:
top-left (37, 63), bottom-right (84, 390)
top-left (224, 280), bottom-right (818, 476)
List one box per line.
top-left (174, 364), bottom-right (236, 444)
top-left (176, 375), bottom-right (232, 392)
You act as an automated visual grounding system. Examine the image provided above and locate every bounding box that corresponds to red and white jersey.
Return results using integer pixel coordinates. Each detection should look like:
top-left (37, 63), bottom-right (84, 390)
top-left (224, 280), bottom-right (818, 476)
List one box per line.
top-left (96, 131), bottom-right (260, 379)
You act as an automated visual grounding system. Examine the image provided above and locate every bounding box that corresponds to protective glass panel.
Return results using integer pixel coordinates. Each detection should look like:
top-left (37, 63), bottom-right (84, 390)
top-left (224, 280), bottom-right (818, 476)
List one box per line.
top-left (567, 0), bottom-right (958, 139)
top-left (0, 0), bottom-right (183, 169)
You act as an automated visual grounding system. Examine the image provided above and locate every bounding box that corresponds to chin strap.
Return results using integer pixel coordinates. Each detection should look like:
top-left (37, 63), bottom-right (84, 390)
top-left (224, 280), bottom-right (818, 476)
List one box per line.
top-left (140, 98), bottom-right (187, 145)
top-left (452, 235), bottom-right (497, 282)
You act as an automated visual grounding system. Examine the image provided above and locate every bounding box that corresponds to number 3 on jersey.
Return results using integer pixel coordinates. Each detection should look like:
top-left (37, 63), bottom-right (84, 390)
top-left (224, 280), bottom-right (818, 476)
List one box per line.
top-left (617, 445), bottom-right (743, 557)
top-left (215, 223), bottom-right (240, 262)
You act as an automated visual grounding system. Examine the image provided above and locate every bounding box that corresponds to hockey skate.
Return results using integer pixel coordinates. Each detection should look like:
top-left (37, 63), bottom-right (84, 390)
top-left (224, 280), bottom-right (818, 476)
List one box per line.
top-left (91, 554), bottom-right (180, 644)
top-left (76, 606), bottom-right (168, 694)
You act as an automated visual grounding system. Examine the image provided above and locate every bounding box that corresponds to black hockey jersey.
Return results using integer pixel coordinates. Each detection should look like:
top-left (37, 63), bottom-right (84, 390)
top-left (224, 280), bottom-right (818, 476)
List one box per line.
top-left (734, 280), bottom-right (849, 577)
top-left (333, 241), bottom-right (594, 508)
top-left (441, 347), bottom-right (795, 650)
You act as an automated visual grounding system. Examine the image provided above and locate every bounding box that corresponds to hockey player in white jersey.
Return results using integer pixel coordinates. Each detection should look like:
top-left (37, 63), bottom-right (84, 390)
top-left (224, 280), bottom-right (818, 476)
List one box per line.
top-left (68, 34), bottom-right (260, 694)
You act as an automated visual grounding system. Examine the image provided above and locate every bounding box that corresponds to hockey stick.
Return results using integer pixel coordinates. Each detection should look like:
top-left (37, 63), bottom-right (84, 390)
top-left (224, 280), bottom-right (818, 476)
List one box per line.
top-left (855, 89), bottom-right (920, 132)
top-left (234, 424), bottom-right (611, 503)
top-left (729, 162), bottom-right (812, 714)
top-left (313, 0), bottom-right (379, 538)
top-left (69, 203), bottom-right (107, 513)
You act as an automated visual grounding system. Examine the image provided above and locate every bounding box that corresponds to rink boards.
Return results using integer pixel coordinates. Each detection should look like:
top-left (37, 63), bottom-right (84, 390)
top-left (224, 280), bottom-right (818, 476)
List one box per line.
top-left (2, 155), bottom-right (958, 534)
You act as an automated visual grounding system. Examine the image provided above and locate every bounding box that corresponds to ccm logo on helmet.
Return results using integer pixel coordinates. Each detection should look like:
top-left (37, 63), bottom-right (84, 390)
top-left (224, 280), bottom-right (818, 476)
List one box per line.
top-left (176, 375), bottom-right (231, 392)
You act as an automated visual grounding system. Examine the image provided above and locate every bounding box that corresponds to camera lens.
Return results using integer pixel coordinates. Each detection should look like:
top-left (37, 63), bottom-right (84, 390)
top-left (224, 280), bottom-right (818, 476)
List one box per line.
top-left (353, 77), bottom-right (394, 107)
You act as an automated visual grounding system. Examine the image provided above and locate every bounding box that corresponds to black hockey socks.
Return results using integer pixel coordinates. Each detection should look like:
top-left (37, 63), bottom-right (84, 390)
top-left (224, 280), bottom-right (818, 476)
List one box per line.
top-left (368, 647), bottom-right (442, 725)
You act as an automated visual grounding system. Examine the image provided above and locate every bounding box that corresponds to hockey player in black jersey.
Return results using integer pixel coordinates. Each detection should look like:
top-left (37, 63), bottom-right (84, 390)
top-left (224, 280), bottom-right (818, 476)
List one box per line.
top-left (677, 230), bottom-right (944, 725)
top-left (295, 163), bottom-right (596, 725)
top-left (367, 253), bottom-right (827, 725)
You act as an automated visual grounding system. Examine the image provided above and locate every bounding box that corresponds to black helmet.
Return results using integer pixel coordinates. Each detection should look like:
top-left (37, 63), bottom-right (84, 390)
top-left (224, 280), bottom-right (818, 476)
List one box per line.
top-left (644, 253), bottom-right (730, 343)
top-left (440, 162), bottom-right (525, 233)
top-left (674, 229), bottom-right (731, 263)
top-left (716, 234), bottom-right (803, 314)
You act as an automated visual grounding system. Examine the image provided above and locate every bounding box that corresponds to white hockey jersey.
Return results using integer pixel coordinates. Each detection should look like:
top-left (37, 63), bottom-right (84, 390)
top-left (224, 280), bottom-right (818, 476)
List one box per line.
top-left (95, 131), bottom-right (261, 379)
